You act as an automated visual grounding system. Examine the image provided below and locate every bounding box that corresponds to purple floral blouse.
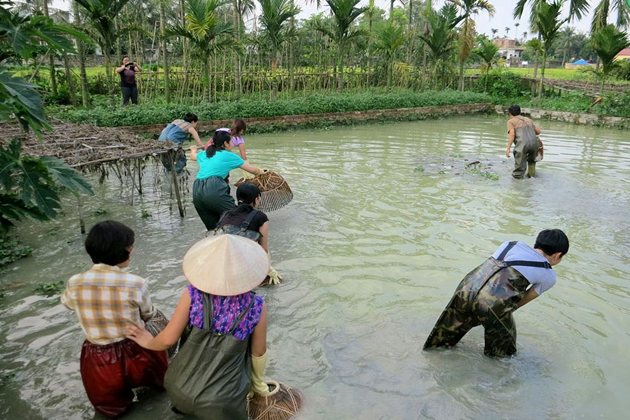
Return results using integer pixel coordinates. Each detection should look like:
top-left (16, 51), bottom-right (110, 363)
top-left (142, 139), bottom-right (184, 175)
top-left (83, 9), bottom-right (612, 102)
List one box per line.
top-left (187, 285), bottom-right (264, 341)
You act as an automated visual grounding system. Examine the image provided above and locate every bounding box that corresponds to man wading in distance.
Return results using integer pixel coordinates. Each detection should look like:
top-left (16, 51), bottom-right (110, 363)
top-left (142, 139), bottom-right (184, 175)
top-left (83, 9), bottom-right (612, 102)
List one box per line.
top-left (505, 105), bottom-right (542, 179)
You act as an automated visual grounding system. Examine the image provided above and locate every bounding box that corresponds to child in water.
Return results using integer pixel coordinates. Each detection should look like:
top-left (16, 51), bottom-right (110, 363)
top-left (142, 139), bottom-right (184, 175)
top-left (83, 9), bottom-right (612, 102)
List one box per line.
top-left (217, 118), bottom-right (248, 161)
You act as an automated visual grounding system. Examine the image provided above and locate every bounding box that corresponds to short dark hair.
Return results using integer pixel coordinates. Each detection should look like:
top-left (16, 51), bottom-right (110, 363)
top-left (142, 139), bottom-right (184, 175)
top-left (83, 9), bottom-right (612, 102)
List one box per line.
top-left (85, 221), bottom-right (135, 266)
top-left (184, 112), bottom-right (198, 123)
top-left (508, 105), bottom-right (521, 116)
top-left (534, 229), bottom-right (569, 256)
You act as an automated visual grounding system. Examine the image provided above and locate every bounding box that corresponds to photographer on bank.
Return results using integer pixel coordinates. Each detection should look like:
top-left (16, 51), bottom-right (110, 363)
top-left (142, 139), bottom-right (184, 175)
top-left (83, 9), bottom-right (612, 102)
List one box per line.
top-left (116, 56), bottom-right (141, 106)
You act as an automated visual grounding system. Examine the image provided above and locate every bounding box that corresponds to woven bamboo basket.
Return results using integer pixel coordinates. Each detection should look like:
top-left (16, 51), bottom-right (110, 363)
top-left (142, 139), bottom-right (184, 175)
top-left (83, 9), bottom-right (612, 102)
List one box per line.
top-left (144, 309), bottom-right (178, 359)
top-left (235, 171), bottom-right (293, 212)
top-left (247, 381), bottom-right (303, 420)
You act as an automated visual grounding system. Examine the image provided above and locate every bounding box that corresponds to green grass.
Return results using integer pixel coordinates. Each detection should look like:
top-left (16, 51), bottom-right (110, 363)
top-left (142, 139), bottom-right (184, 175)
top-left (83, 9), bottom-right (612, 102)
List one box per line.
top-left (466, 67), bottom-right (610, 82)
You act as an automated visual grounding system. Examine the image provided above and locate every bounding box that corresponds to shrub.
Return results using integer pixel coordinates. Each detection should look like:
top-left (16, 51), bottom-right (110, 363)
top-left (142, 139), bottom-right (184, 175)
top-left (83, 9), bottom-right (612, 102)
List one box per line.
top-left (56, 90), bottom-right (493, 127)
top-left (474, 69), bottom-right (530, 98)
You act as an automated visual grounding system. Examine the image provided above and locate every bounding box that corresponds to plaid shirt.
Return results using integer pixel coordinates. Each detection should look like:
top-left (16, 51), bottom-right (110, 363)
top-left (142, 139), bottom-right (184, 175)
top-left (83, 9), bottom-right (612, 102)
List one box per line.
top-left (61, 264), bottom-right (157, 345)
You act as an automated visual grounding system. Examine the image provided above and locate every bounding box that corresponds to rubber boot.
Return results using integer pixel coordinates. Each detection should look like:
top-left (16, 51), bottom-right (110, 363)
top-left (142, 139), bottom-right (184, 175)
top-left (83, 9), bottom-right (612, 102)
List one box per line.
top-left (527, 164), bottom-right (536, 178)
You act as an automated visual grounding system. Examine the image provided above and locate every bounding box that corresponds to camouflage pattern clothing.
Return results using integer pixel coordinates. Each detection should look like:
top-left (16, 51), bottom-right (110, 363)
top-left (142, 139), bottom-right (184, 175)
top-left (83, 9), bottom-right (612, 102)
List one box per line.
top-left (508, 116), bottom-right (539, 179)
top-left (423, 242), bottom-right (551, 357)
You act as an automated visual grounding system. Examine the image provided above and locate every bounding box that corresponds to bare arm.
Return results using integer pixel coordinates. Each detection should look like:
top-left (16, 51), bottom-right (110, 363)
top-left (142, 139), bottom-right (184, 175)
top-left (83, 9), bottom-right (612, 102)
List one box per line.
top-left (125, 289), bottom-right (191, 350)
top-left (133, 64), bottom-right (142, 72)
top-left (534, 125), bottom-right (542, 135)
top-left (241, 162), bottom-right (263, 175)
top-left (189, 145), bottom-right (199, 161)
top-left (506, 129), bottom-right (515, 158)
top-left (115, 64), bottom-right (125, 73)
top-left (188, 127), bottom-right (204, 147)
top-left (238, 143), bottom-right (247, 161)
top-left (258, 221), bottom-right (269, 253)
top-left (517, 287), bottom-right (539, 309)
top-left (251, 301), bottom-right (267, 357)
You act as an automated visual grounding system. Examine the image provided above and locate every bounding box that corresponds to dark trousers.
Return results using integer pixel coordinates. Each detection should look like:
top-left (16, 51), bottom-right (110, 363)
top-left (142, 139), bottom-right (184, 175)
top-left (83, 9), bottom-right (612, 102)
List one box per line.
top-left (193, 176), bottom-right (236, 230)
top-left (121, 86), bottom-right (138, 106)
top-left (80, 339), bottom-right (168, 418)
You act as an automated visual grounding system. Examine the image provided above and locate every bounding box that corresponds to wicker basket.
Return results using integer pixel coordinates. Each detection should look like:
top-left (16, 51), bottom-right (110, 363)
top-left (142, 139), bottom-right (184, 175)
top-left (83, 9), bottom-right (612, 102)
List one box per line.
top-left (247, 381), bottom-right (303, 420)
top-left (144, 309), bottom-right (178, 359)
top-left (236, 171), bottom-right (293, 212)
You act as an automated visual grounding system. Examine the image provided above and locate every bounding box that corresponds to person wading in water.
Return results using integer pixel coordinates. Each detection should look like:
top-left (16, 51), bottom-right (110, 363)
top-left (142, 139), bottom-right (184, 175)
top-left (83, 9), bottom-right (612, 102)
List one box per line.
top-left (505, 105), bottom-right (542, 179)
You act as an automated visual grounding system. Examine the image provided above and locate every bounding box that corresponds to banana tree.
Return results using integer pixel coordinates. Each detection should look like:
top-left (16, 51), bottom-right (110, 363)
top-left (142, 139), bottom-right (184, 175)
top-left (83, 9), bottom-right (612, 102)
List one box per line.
top-left (167, 0), bottom-right (235, 102)
top-left (74, 0), bottom-right (133, 106)
top-left (257, 0), bottom-right (300, 99)
top-left (317, 0), bottom-right (368, 92)
top-left (449, 0), bottom-right (495, 91)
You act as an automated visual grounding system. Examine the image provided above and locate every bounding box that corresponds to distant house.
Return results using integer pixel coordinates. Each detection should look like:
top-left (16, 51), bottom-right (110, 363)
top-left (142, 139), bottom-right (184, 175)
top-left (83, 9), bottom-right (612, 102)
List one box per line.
top-left (614, 48), bottom-right (630, 62)
top-left (493, 38), bottom-right (525, 66)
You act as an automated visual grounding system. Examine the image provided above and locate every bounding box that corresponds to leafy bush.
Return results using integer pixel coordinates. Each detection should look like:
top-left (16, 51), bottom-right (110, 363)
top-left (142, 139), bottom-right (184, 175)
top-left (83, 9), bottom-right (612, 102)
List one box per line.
top-left (0, 235), bottom-right (33, 270)
top-left (474, 69), bottom-right (530, 98)
top-left (56, 90), bottom-right (493, 127)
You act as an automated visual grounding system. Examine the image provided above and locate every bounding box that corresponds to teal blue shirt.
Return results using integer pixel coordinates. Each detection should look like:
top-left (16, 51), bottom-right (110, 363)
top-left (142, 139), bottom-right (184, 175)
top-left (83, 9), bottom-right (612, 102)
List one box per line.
top-left (196, 150), bottom-right (245, 179)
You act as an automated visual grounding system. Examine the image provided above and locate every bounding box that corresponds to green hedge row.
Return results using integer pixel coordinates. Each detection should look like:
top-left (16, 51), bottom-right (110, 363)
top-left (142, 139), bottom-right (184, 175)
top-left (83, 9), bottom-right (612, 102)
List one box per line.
top-left (56, 90), bottom-right (493, 127)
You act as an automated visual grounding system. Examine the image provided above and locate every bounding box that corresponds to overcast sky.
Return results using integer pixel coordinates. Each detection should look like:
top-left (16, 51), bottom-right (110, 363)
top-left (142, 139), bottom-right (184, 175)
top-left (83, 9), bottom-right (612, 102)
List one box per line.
top-left (50, 0), bottom-right (615, 38)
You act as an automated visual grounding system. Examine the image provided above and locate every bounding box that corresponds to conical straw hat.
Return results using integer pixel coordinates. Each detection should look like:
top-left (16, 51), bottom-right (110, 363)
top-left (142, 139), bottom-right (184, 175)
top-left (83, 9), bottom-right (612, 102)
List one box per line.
top-left (182, 234), bottom-right (270, 296)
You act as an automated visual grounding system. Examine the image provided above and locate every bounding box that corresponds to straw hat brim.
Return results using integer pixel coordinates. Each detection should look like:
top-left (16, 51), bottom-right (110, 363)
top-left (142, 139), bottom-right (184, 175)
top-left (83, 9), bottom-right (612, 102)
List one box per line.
top-left (182, 234), bottom-right (270, 296)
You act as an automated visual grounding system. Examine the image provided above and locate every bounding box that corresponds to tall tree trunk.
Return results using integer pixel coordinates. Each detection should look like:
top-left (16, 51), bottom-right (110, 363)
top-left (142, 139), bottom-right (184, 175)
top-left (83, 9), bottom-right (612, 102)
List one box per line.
top-left (73, 1), bottom-right (89, 107)
top-left (271, 48), bottom-right (278, 100)
top-left (387, 59), bottom-right (393, 89)
top-left (538, 49), bottom-right (546, 105)
top-left (337, 42), bottom-right (344, 93)
top-left (104, 48), bottom-right (116, 106)
top-left (406, 0), bottom-right (413, 65)
top-left (160, 0), bottom-right (170, 103)
top-left (42, 1), bottom-right (58, 96)
top-left (289, 11), bottom-right (295, 95)
top-left (458, 59), bottom-right (465, 91)
top-left (63, 52), bottom-right (76, 105)
top-left (233, 2), bottom-right (242, 98)
top-left (205, 55), bottom-right (211, 102)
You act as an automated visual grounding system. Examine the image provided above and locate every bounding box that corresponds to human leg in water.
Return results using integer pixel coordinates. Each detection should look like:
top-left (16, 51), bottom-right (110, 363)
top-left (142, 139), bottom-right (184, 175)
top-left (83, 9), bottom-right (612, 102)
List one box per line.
top-left (479, 309), bottom-right (517, 357)
top-left (423, 292), bottom-right (480, 349)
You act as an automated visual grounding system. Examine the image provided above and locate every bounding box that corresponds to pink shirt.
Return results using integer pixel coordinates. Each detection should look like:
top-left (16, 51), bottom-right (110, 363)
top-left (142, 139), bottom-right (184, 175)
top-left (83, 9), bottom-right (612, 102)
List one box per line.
top-left (217, 127), bottom-right (244, 146)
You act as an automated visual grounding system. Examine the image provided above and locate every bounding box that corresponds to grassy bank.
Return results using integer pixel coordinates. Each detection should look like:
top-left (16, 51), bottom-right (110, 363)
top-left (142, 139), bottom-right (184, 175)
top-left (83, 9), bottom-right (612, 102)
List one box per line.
top-left (53, 90), bottom-right (493, 127)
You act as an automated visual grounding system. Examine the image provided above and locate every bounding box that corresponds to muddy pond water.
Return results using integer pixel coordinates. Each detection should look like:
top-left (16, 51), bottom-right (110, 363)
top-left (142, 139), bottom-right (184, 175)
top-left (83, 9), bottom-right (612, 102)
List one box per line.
top-left (1, 115), bottom-right (629, 419)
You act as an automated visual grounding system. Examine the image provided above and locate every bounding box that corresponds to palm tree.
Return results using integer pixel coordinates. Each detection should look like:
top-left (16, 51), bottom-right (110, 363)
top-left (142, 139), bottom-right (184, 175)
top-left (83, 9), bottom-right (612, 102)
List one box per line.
top-left (74, 0), bottom-right (133, 106)
top-left (418, 3), bottom-right (462, 88)
top-left (372, 22), bottom-right (406, 88)
top-left (473, 37), bottom-right (498, 90)
top-left (72, 1), bottom-right (90, 107)
top-left (557, 26), bottom-right (578, 65)
top-left (450, 0), bottom-right (495, 91)
top-left (167, 0), bottom-right (235, 102)
top-left (491, 27), bottom-right (498, 38)
top-left (232, 0), bottom-right (255, 97)
top-left (592, 0), bottom-right (629, 32)
top-left (514, 0), bottom-right (590, 25)
top-left (316, 0), bottom-right (368, 92)
top-left (159, 0), bottom-right (170, 103)
top-left (590, 24), bottom-right (630, 92)
top-left (257, 0), bottom-right (300, 99)
top-left (505, 26), bottom-right (510, 36)
top-left (515, 22), bottom-right (520, 39)
top-left (532, 0), bottom-right (566, 104)
top-left (522, 30), bottom-right (528, 41)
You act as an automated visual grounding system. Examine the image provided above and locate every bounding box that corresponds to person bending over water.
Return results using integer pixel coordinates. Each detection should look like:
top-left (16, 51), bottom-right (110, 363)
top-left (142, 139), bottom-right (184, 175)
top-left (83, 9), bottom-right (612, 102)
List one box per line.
top-left (215, 182), bottom-right (282, 284)
top-left (158, 112), bottom-right (205, 173)
top-left (191, 130), bottom-right (264, 230)
top-left (61, 221), bottom-right (168, 418)
top-left (125, 234), bottom-right (277, 419)
top-left (424, 229), bottom-right (569, 357)
top-left (505, 105), bottom-right (542, 179)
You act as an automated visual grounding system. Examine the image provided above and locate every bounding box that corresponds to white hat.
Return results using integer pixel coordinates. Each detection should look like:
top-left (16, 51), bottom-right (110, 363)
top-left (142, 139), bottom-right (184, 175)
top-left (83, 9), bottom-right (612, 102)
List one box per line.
top-left (182, 234), bottom-right (270, 296)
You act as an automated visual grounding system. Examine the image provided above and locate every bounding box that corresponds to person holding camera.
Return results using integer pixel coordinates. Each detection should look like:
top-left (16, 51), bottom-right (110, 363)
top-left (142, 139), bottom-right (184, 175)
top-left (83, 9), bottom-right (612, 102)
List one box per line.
top-left (116, 56), bottom-right (141, 106)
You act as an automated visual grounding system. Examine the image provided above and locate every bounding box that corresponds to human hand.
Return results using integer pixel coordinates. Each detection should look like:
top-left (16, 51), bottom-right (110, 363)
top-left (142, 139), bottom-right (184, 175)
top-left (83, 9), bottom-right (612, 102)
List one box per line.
top-left (125, 324), bottom-right (154, 347)
top-left (505, 148), bottom-right (511, 158)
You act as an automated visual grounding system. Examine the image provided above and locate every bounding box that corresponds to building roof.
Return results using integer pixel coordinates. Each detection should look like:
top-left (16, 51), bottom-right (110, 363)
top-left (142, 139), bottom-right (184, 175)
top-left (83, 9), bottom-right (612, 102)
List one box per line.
top-left (616, 48), bottom-right (630, 57)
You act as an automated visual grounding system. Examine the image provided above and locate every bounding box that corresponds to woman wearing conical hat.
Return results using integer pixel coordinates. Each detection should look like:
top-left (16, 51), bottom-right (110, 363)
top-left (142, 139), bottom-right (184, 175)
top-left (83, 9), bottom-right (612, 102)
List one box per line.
top-left (124, 235), bottom-right (275, 419)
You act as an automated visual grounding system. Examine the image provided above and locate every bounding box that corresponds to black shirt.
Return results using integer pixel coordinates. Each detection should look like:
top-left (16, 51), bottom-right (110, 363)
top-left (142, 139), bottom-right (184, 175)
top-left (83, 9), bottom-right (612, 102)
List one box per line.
top-left (217, 208), bottom-right (269, 233)
top-left (119, 67), bottom-right (136, 88)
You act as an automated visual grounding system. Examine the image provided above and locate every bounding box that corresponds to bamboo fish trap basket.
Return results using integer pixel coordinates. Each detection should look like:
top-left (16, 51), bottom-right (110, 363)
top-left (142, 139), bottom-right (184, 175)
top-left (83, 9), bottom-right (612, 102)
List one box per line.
top-left (236, 171), bottom-right (293, 212)
top-left (144, 309), bottom-right (178, 359)
top-left (247, 381), bottom-right (303, 420)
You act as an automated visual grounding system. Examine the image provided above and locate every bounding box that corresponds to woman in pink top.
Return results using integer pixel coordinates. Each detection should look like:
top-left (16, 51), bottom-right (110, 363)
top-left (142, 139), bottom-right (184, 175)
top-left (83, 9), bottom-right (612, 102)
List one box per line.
top-left (218, 118), bottom-right (248, 161)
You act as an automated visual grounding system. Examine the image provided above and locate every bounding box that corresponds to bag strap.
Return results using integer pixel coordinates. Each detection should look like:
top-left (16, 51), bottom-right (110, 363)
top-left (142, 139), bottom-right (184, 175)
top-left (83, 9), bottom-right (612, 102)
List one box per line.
top-left (497, 241), bottom-right (518, 261)
top-left (240, 209), bottom-right (259, 231)
top-left (227, 293), bottom-right (256, 335)
top-left (202, 292), bottom-right (214, 331)
top-left (505, 260), bottom-right (551, 269)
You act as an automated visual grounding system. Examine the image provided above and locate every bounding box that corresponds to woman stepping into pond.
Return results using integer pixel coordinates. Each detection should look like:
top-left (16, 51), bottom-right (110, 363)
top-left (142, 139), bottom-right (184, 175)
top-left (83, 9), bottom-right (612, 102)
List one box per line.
top-left (125, 234), bottom-right (277, 419)
top-left (190, 130), bottom-right (264, 230)
top-left (215, 182), bottom-right (283, 285)
top-left (60, 221), bottom-right (168, 418)
top-left (158, 112), bottom-right (205, 173)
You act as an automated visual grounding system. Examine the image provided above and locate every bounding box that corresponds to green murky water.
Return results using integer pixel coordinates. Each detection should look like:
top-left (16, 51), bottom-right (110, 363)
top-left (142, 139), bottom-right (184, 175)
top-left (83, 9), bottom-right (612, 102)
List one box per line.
top-left (1, 115), bottom-right (629, 419)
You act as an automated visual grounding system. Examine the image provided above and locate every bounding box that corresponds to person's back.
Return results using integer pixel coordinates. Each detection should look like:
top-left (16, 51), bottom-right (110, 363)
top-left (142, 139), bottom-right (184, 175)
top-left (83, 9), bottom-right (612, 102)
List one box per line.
top-left (61, 221), bottom-right (167, 418)
top-left (506, 105), bottom-right (542, 179)
top-left (159, 119), bottom-right (191, 145)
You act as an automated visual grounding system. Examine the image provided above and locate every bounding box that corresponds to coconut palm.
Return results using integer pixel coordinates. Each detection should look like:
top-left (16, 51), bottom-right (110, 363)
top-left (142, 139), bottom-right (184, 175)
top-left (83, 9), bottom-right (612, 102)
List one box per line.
top-left (316, 0), bottom-right (368, 92)
top-left (74, 0), bottom-right (133, 106)
top-left (592, 0), bottom-right (629, 32)
top-left (514, 0), bottom-right (589, 26)
top-left (491, 27), bottom-right (498, 37)
top-left (418, 3), bottom-right (462, 88)
top-left (590, 24), bottom-right (630, 91)
top-left (167, 0), bottom-right (235, 102)
top-left (473, 37), bottom-right (498, 90)
top-left (257, 0), bottom-right (300, 99)
top-left (450, 0), bottom-right (495, 91)
top-left (532, 0), bottom-right (567, 103)
top-left (232, 0), bottom-right (255, 96)
top-left (556, 26), bottom-right (581, 65)
top-left (372, 22), bottom-right (406, 88)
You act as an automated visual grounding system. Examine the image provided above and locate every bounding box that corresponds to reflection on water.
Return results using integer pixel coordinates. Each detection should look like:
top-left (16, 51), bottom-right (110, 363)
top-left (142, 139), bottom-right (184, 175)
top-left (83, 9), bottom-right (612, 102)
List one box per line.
top-left (1, 116), bottom-right (629, 419)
